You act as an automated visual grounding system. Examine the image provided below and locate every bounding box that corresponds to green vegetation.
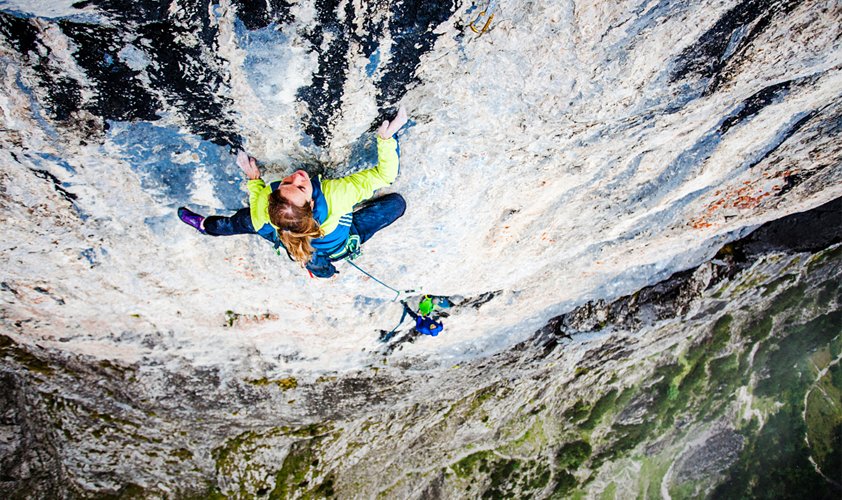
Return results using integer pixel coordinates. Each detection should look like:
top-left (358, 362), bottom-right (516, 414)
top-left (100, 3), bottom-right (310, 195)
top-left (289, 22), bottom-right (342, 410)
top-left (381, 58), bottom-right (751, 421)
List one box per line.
top-left (482, 458), bottom-right (550, 499)
top-left (668, 480), bottom-right (700, 499)
top-left (761, 273), bottom-right (796, 297)
top-left (483, 459), bottom-right (520, 498)
top-left (599, 481), bottom-right (617, 500)
top-left (712, 284), bottom-right (842, 498)
top-left (450, 451), bottom-right (550, 498)
top-left (765, 282), bottom-right (808, 317)
top-left (470, 385), bottom-right (499, 411)
top-left (805, 362), bottom-right (842, 477)
top-left (171, 448), bottom-right (193, 460)
top-left (225, 310), bottom-right (277, 327)
top-left (609, 363), bottom-right (680, 455)
top-left (714, 408), bottom-right (826, 498)
top-left (731, 272), bottom-right (769, 295)
top-left (806, 243), bottom-right (842, 273)
top-left (600, 311), bottom-right (743, 459)
top-left (550, 470), bottom-right (578, 497)
top-left (248, 377), bottom-right (298, 391)
top-left (705, 354), bottom-right (745, 420)
top-left (591, 254), bottom-right (840, 494)
top-left (212, 424), bottom-right (336, 499)
top-left (555, 440), bottom-right (591, 469)
top-left (270, 438), bottom-right (326, 499)
top-left (284, 423), bottom-right (331, 438)
top-left (816, 280), bottom-right (841, 311)
top-left (754, 311), bottom-right (841, 398)
top-left (439, 383), bottom-right (505, 427)
top-left (212, 431), bottom-right (259, 473)
top-left (451, 450), bottom-right (495, 478)
top-left (582, 390), bottom-right (617, 430)
top-left (0, 334), bottom-right (55, 375)
top-left (504, 417), bottom-right (546, 453)
top-left (742, 315), bottom-right (772, 342)
top-left (90, 410), bottom-right (139, 428)
top-left (98, 482), bottom-right (147, 499)
top-left (564, 400), bottom-right (591, 423)
top-left (638, 455), bottom-right (674, 500)
top-left (709, 314), bottom-right (733, 353)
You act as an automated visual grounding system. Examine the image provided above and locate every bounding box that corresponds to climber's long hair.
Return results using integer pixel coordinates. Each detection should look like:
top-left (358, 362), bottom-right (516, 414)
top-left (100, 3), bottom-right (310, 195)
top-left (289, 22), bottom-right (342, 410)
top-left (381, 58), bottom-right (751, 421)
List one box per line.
top-left (267, 189), bottom-right (322, 266)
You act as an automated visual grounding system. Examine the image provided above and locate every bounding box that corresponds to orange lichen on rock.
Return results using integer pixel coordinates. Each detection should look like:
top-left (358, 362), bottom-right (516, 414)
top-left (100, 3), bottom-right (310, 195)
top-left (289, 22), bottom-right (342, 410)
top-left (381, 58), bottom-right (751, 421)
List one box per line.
top-left (689, 169), bottom-right (799, 229)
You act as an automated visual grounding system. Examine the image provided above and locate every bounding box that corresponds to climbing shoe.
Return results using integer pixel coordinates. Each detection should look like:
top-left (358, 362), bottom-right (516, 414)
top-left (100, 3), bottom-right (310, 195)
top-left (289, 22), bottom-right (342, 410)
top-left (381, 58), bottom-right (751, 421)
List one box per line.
top-left (178, 207), bottom-right (206, 234)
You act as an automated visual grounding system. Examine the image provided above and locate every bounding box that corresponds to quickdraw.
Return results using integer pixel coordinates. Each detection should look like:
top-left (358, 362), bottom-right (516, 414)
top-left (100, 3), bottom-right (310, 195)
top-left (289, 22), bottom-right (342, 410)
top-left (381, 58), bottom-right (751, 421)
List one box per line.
top-left (469, 0), bottom-right (497, 35)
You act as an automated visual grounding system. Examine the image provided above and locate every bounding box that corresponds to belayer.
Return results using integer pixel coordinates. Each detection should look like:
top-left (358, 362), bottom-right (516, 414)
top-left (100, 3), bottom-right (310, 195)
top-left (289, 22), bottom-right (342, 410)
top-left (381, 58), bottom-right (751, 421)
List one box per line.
top-left (400, 297), bottom-right (444, 336)
top-left (381, 296), bottom-right (447, 342)
top-left (178, 107), bottom-right (409, 278)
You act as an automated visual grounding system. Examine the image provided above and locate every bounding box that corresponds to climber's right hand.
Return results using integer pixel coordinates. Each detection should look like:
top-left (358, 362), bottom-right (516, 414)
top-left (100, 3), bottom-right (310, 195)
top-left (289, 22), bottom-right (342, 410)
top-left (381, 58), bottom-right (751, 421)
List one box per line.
top-left (237, 150), bottom-right (260, 180)
top-left (378, 106), bottom-right (408, 139)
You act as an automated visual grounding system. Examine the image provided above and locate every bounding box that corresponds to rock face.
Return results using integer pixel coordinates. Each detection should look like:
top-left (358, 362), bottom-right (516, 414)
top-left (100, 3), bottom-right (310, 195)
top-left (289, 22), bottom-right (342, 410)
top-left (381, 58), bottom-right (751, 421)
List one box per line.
top-left (0, 0), bottom-right (841, 498)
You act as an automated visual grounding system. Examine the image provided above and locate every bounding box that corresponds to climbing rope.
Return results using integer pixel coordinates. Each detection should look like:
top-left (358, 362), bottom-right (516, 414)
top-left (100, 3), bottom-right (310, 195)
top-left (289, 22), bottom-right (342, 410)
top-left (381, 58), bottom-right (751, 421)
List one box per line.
top-left (381, 301), bottom-right (413, 342)
top-left (341, 260), bottom-right (446, 341)
top-left (344, 258), bottom-right (415, 301)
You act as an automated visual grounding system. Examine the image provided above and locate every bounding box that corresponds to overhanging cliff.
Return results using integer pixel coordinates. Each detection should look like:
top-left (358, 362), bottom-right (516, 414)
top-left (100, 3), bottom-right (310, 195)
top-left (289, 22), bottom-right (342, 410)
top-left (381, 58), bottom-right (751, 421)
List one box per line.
top-left (1, 0), bottom-right (840, 497)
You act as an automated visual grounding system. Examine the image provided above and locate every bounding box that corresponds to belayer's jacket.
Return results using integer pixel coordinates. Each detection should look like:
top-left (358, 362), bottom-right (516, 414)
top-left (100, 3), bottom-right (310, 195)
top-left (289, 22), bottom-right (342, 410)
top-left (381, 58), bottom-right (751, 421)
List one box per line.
top-left (245, 136), bottom-right (400, 277)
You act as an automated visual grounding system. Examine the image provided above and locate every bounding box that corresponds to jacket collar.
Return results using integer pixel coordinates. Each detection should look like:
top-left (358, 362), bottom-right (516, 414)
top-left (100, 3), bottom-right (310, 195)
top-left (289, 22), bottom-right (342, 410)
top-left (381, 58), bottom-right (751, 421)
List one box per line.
top-left (311, 176), bottom-right (327, 225)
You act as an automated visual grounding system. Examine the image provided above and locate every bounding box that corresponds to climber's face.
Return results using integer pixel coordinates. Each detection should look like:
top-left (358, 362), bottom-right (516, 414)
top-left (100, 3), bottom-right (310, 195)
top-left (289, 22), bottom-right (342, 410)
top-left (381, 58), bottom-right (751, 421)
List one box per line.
top-left (279, 170), bottom-right (313, 207)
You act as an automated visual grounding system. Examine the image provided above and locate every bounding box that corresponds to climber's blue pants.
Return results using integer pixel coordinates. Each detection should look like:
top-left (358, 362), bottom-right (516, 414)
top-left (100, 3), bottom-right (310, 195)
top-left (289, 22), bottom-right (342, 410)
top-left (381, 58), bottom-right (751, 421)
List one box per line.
top-left (203, 207), bottom-right (254, 236)
top-left (350, 193), bottom-right (407, 245)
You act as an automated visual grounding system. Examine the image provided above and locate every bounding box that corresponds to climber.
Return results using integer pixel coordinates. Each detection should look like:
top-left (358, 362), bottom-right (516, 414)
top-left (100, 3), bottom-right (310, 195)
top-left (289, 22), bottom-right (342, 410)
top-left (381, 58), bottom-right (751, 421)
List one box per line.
top-left (381, 296), bottom-right (446, 342)
top-left (178, 107), bottom-right (409, 279)
top-left (406, 296), bottom-right (444, 336)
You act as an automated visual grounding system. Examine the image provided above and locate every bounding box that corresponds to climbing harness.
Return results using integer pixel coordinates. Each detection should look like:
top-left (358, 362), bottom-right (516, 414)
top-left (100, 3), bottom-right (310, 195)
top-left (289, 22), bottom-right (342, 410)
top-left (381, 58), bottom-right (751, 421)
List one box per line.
top-left (469, 0), bottom-right (497, 35)
top-left (328, 234), bottom-right (361, 260)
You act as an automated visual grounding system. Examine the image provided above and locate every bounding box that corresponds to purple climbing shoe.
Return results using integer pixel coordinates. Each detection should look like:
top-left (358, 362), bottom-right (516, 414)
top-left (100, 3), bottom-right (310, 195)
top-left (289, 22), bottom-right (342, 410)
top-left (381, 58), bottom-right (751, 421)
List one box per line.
top-left (178, 207), bottom-right (206, 234)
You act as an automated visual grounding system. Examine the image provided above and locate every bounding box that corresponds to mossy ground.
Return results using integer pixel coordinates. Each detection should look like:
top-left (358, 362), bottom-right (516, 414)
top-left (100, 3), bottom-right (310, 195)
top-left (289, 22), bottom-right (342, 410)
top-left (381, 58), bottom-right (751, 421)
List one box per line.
top-left (448, 450), bottom-right (551, 498)
top-left (573, 247), bottom-right (841, 498)
top-left (211, 424), bottom-right (335, 498)
top-left (247, 377), bottom-right (298, 391)
top-left (0, 334), bottom-right (55, 375)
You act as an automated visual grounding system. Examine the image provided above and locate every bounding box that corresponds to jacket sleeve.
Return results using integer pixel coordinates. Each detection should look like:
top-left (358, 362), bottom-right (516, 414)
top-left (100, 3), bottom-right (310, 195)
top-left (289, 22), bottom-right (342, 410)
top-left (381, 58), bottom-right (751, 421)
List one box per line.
top-left (322, 136), bottom-right (399, 214)
top-left (247, 178), bottom-right (268, 233)
top-left (246, 178), bottom-right (278, 246)
top-left (247, 178), bottom-right (266, 208)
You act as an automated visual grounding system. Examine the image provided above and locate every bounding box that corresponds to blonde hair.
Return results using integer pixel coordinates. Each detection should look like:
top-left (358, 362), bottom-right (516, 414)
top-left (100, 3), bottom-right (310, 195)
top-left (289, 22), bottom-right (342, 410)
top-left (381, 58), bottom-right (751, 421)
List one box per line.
top-left (268, 190), bottom-right (323, 266)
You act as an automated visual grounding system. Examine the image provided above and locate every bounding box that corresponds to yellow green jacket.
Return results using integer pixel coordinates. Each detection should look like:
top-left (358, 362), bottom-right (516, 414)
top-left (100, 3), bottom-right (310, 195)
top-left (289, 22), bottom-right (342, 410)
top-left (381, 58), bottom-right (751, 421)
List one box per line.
top-left (246, 136), bottom-right (400, 255)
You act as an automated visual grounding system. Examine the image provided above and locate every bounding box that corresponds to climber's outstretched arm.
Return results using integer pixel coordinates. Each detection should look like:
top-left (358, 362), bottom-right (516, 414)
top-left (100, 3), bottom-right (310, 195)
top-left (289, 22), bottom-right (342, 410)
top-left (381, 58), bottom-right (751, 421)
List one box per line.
top-left (320, 107), bottom-right (408, 211)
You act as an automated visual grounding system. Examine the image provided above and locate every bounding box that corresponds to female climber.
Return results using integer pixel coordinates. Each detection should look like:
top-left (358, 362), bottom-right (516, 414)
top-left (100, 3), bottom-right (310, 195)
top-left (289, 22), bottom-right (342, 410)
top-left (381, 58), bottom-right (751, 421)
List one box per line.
top-left (177, 107), bottom-right (409, 278)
